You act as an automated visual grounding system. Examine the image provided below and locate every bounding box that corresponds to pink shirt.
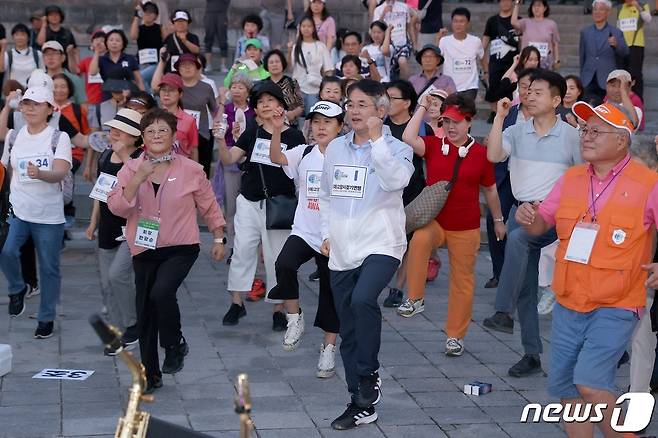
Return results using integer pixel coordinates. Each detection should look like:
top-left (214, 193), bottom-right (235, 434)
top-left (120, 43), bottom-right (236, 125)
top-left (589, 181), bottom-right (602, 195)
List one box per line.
top-left (316, 17), bottom-right (336, 47)
top-left (107, 154), bottom-right (226, 256)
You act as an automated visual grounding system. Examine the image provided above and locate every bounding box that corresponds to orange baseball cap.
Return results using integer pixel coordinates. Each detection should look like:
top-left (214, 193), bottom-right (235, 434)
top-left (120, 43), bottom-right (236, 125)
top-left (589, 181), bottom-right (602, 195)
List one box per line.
top-left (572, 101), bottom-right (635, 136)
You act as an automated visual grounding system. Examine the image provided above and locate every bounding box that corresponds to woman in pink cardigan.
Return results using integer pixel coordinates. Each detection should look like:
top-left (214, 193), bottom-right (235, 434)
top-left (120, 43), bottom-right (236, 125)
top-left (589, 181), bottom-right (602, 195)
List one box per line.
top-left (108, 108), bottom-right (226, 393)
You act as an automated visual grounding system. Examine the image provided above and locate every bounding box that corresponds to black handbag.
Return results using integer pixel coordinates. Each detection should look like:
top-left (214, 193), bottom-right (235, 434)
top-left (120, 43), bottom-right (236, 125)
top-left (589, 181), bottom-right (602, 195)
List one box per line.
top-left (257, 164), bottom-right (297, 230)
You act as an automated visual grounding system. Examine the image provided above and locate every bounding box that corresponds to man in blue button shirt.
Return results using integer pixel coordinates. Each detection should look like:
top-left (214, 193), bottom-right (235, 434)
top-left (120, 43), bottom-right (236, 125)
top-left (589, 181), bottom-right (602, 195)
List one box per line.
top-left (580, 0), bottom-right (629, 101)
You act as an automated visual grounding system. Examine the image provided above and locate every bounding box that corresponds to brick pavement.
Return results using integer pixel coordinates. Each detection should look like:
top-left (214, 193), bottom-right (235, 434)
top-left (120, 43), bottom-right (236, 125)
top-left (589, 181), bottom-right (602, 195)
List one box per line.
top-left (0, 233), bottom-right (656, 437)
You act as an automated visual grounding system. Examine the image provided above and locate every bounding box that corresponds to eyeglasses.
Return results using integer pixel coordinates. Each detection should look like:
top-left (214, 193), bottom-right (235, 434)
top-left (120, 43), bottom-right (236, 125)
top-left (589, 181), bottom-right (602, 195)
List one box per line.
top-left (579, 127), bottom-right (622, 139)
top-left (143, 128), bottom-right (172, 137)
top-left (344, 100), bottom-right (375, 111)
top-left (387, 95), bottom-right (406, 101)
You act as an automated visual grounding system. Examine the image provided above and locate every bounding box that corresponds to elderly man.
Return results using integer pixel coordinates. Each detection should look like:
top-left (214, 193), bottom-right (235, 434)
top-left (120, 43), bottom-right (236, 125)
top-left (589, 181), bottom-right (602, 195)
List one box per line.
top-left (319, 79), bottom-right (413, 430)
top-left (408, 44), bottom-right (457, 96)
top-left (580, 0), bottom-right (629, 101)
top-left (517, 102), bottom-right (658, 437)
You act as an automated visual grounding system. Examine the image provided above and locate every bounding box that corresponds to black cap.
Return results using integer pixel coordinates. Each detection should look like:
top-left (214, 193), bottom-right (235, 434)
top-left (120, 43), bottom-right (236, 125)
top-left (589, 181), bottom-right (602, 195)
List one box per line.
top-left (250, 80), bottom-right (288, 110)
top-left (415, 44), bottom-right (444, 66)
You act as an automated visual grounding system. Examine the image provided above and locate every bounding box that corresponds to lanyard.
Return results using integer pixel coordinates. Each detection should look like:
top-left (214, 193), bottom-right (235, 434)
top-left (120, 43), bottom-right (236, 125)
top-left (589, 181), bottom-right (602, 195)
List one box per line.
top-left (137, 157), bottom-right (173, 219)
top-left (584, 156), bottom-right (630, 223)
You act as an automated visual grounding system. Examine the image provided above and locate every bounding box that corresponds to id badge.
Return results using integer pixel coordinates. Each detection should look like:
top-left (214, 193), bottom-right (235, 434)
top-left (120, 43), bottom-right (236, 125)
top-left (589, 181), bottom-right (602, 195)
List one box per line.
top-left (306, 170), bottom-right (322, 199)
top-left (453, 58), bottom-right (474, 74)
top-left (250, 138), bottom-right (287, 167)
top-left (618, 18), bottom-right (638, 32)
top-left (135, 217), bottom-right (160, 250)
top-left (330, 165), bottom-right (368, 199)
top-left (138, 48), bottom-right (158, 64)
top-left (18, 154), bottom-right (51, 183)
top-left (89, 172), bottom-right (118, 203)
top-left (564, 222), bottom-right (599, 265)
top-left (529, 42), bottom-right (549, 58)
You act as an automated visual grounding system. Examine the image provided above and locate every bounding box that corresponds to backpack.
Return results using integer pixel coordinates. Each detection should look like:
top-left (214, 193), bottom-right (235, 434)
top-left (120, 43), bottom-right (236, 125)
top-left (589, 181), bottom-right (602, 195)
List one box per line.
top-left (7, 128), bottom-right (74, 204)
top-left (6, 48), bottom-right (41, 73)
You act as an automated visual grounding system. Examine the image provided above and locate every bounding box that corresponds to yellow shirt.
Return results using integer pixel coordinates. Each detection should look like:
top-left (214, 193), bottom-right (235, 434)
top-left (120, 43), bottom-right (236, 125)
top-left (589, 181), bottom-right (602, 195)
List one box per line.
top-left (618, 3), bottom-right (651, 47)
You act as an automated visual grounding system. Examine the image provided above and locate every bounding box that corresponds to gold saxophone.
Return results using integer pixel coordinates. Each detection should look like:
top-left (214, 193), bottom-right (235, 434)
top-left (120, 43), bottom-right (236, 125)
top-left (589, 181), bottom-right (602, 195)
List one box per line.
top-left (90, 315), bottom-right (255, 438)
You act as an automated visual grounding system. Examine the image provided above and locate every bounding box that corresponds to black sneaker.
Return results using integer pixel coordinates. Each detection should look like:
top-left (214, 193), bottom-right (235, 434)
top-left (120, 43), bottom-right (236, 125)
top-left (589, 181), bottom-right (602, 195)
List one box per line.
top-left (383, 287), bottom-right (403, 308)
top-left (222, 303), bottom-right (246, 326)
top-left (331, 403), bottom-right (377, 430)
top-left (8, 287), bottom-right (27, 317)
top-left (484, 277), bottom-right (499, 289)
top-left (508, 354), bottom-right (543, 377)
top-left (483, 311), bottom-right (514, 334)
top-left (122, 324), bottom-right (139, 350)
top-left (34, 321), bottom-right (54, 339)
top-left (272, 311), bottom-right (287, 332)
top-left (144, 375), bottom-right (163, 394)
top-left (354, 371), bottom-right (381, 408)
top-left (162, 337), bottom-right (189, 374)
top-left (308, 270), bottom-right (320, 282)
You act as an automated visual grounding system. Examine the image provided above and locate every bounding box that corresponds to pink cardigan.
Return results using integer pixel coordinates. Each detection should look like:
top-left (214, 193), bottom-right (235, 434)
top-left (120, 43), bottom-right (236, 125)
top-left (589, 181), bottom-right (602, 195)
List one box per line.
top-left (107, 153), bottom-right (226, 256)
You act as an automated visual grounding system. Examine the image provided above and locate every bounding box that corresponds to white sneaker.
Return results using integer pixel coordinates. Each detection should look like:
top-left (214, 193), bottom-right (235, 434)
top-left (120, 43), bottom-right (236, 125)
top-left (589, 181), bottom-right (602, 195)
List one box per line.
top-left (317, 343), bottom-right (336, 378)
top-left (445, 337), bottom-right (464, 357)
top-left (283, 310), bottom-right (304, 351)
top-left (25, 285), bottom-right (40, 299)
top-left (537, 287), bottom-right (557, 315)
top-left (396, 298), bottom-right (424, 318)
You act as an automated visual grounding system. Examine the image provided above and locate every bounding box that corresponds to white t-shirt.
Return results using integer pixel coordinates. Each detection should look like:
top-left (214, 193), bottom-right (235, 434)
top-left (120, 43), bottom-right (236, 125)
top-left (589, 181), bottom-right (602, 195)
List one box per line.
top-left (439, 34), bottom-right (484, 92)
top-left (4, 48), bottom-right (44, 87)
top-left (282, 144), bottom-right (324, 252)
top-left (2, 126), bottom-right (72, 224)
top-left (364, 44), bottom-right (390, 83)
top-left (373, 1), bottom-right (410, 47)
top-left (292, 41), bottom-right (334, 95)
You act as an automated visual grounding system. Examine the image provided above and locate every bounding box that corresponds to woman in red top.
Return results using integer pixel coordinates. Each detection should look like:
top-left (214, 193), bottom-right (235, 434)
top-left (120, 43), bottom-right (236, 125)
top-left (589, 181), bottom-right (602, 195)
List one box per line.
top-left (401, 93), bottom-right (506, 357)
top-left (157, 73), bottom-right (199, 161)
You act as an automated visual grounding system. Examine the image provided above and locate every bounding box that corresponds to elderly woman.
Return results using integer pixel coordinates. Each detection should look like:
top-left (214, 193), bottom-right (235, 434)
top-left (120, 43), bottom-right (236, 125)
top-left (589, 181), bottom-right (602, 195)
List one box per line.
top-left (401, 93), bottom-right (506, 357)
top-left (107, 108), bottom-right (226, 393)
top-left (86, 108), bottom-right (144, 355)
top-left (0, 85), bottom-right (72, 339)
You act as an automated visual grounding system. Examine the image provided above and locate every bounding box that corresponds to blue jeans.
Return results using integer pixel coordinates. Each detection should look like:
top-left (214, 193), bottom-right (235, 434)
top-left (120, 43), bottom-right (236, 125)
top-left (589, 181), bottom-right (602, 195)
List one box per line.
top-left (140, 63), bottom-right (157, 93)
top-left (302, 92), bottom-right (319, 116)
top-left (494, 205), bottom-right (557, 354)
top-left (0, 216), bottom-right (64, 322)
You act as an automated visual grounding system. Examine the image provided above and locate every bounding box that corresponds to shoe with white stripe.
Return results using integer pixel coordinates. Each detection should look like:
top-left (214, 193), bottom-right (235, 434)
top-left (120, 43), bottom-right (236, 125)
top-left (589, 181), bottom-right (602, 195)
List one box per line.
top-left (330, 403), bottom-right (377, 430)
top-left (445, 337), bottom-right (464, 357)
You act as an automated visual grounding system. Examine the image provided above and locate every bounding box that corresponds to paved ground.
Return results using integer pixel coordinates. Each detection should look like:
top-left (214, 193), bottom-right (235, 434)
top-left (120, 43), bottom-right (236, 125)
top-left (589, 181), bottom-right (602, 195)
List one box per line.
top-left (1, 231), bottom-right (656, 438)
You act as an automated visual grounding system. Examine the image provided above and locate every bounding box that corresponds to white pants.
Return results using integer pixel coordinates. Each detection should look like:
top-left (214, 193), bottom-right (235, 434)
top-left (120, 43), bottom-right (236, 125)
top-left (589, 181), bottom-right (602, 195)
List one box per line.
top-left (222, 169), bottom-right (241, 248)
top-left (538, 240), bottom-right (558, 288)
top-left (227, 194), bottom-right (289, 303)
top-left (630, 292), bottom-right (656, 392)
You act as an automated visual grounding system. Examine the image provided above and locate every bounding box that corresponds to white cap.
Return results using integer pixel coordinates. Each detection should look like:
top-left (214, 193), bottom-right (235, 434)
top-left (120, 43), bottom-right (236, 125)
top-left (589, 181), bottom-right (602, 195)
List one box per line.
top-left (592, 0), bottom-right (612, 8)
top-left (172, 11), bottom-right (190, 21)
top-left (27, 69), bottom-right (54, 91)
top-left (607, 69), bottom-right (632, 83)
top-left (305, 101), bottom-right (344, 120)
top-left (41, 40), bottom-right (64, 52)
top-left (21, 86), bottom-right (56, 107)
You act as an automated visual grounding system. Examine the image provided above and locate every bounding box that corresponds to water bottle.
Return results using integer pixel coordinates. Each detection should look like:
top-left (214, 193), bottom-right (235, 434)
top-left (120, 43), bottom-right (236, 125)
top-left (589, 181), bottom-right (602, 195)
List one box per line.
top-left (218, 113), bottom-right (228, 137)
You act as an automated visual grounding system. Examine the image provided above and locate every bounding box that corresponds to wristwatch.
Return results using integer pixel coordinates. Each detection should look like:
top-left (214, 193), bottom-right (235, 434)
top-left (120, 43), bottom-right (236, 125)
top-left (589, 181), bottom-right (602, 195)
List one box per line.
top-left (493, 217), bottom-right (505, 223)
top-left (214, 236), bottom-right (227, 245)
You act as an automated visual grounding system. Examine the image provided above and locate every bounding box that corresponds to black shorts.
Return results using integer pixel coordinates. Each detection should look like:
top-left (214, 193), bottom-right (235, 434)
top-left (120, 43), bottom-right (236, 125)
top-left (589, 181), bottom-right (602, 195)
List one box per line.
top-left (485, 61), bottom-right (512, 103)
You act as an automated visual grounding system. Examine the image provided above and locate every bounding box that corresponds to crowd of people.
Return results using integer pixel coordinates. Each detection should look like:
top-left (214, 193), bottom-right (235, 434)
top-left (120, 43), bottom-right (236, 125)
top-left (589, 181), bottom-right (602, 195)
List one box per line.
top-left (2, 0), bottom-right (658, 435)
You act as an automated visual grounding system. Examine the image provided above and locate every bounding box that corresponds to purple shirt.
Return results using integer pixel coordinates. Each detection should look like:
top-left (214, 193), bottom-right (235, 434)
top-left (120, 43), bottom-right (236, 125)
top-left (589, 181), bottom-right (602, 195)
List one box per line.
top-left (409, 72), bottom-right (457, 95)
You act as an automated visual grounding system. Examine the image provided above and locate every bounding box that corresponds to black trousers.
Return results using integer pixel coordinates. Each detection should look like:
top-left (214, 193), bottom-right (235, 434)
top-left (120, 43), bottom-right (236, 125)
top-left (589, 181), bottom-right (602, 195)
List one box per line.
top-left (198, 136), bottom-right (212, 179)
top-left (204, 11), bottom-right (229, 57)
top-left (20, 237), bottom-right (37, 288)
top-left (485, 175), bottom-right (516, 280)
top-left (268, 235), bottom-right (339, 333)
top-left (133, 244), bottom-right (199, 378)
top-left (331, 254), bottom-right (399, 395)
top-left (624, 45), bottom-right (644, 100)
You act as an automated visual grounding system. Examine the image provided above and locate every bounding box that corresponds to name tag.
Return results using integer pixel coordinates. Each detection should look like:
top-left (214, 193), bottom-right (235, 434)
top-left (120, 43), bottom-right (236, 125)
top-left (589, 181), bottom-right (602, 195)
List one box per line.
top-left (564, 222), bottom-right (599, 264)
top-left (529, 41), bottom-right (549, 58)
top-left (331, 165), bottom-right (367, 199)
top-left (306, 170), bottom-right (322, 199)
top-left (170, 55), bottom-right (179, 71)
top-left (453, 58), bottom-right (474, 74)
top-left (18, 154), bottom-right (51, 183)
top-left (138, 48), bottom-right (158, 64)
top-left (489, 39), bottom-right (506, 57)
top-left (618, 17), bottom-right (638, 32)
top-left (88, 73), bottom-right (104, 84)
top-left (250, 138), bottom-right (287, 167)
top-left (135, 217), bottom-right (159, 250)
top-left (89, 172), bottom-right (118, 203)
top-left (183, 109), bottom-right (201, 129)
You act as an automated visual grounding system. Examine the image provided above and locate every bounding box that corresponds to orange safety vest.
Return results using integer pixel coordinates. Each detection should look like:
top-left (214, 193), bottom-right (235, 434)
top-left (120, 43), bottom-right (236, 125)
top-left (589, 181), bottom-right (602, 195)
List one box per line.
top-left (552, 159), bottom-right (658, 313)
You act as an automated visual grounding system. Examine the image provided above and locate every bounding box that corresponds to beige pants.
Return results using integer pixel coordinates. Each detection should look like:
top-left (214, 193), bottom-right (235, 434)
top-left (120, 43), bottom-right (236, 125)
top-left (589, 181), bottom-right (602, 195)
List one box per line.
top-left (630, 292), bottom-right (656, 392)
